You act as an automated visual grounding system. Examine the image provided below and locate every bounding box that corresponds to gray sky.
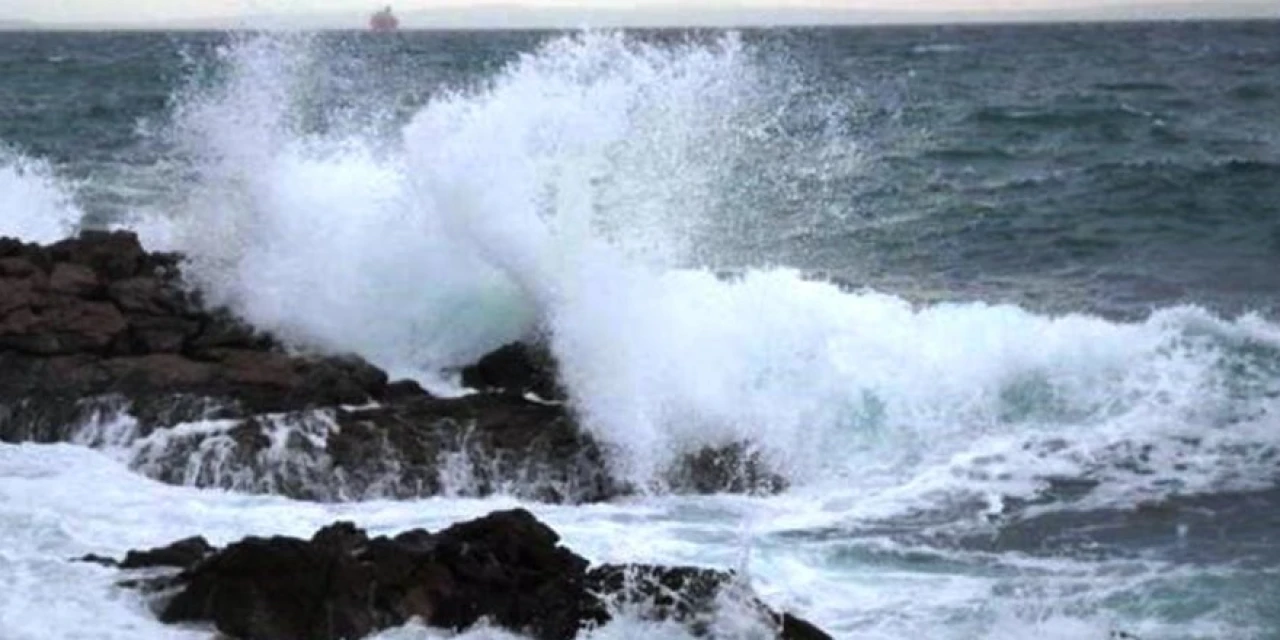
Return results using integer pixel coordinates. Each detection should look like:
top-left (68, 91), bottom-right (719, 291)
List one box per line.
top-left (4, 0), bottom-right (1277, 27)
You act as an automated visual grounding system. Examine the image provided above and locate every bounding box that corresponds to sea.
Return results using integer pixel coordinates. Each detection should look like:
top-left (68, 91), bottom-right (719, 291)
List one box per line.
top-left (1, 20), bottom-right (1279, 639)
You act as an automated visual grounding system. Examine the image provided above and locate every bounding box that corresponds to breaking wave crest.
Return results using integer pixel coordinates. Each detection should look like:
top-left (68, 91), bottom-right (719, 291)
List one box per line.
top-left (112, 31), bottom-right (1280, 516)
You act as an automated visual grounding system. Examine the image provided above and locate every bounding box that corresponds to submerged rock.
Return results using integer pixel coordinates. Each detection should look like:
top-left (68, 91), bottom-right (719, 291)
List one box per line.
top-left (111, 509), bottom-right (830, 640)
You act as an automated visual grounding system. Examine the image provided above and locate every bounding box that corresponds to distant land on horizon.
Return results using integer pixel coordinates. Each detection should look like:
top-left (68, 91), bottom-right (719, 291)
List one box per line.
top-left (2, 2), bottom-right (1277, 31)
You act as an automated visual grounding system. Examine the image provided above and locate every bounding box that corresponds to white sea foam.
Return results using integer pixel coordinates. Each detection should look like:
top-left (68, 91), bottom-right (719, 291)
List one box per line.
top-left (0, 443), bottom-right (1264, 639)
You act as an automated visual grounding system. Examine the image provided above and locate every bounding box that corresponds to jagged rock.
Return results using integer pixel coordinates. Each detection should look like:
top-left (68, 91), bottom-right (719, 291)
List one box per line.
top-left (112, 509), bottom-right (829, 640)
top-left (47, 262), bottom-right (101, 297)
top-left (48, 230), bottom-right (145, 280)
top-left (667, 442), bottom-right (788, 495)
top-left (460, 341), bottom-right (563, 400)
top-left (108, 275), bottom-right (192, 316)
top-left (120, 536), bottom-right (215, 569)
top-left (0, 231), bottom-right (392, 436)
top-left (587, 565), bottom-right (831, 640)
top-left (0, 256), bottom-right (40, 278)
top-left (126, 315), bottom-right (201, 353)
top-left (75, 553), bottom-right (120, 567)
top-left (0, 293), bottom-right (128, 355)
top-left (325, 393), bottom-right (618, 502)
top-left (0, 231), bottom-right (788, 505)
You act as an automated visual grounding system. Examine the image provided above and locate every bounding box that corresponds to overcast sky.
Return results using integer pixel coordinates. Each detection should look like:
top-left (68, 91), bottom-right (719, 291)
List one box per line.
top-left (4, 0), bottom-right (1276, 27)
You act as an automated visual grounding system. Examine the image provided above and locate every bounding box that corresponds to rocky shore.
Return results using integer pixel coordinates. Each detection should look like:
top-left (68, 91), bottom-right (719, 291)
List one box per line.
top-left (2, 230), bottom-right (827, 639)
top-left (0, 230), bottom-right (776, 502)
top-left (83, 509), bottom-right (830, 640)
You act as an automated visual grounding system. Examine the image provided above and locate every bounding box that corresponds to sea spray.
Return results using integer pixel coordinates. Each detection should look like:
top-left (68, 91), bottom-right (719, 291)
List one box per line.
top-left (149, 31), bottom-right (1280, 515)
top-left (157, 30), bottom-right (774, 376)
top-left (0, 146), bottom-right (82, 243)
top-left (156, 33), bottom-right (538, 374)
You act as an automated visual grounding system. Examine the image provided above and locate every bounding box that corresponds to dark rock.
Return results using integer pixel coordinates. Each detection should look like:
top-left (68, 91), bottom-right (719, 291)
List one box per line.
top-left (161, 534), bottom-right (382, 640)
top-left (118, 509), bottom-right (828, 640)
top-left (460, 341), bottom-right (562, 400)
top-left (108, 276), bottom-right (192, 316)
top-left (384, 379), bottom-right (427, 400)
top-left (0, 232), bottom-right (401, 488)
top-left (49, 230), bottom-right (144, 280)
top-left (0, 234), bottom-right (387, 429)
top-left (411, 509), bottom-right (593, 637)
top-left (311, 521), bottom-right (369, 553)
top-left (0, 274), bottom-right (43, 316)
top-left (586, 564), bottom-right (733, 632)
top-left (0, 231), bottom-right (778, 507)
top-left (47, 263), bottom-right (102, 297)
top-left (74, 553), bottom-right (119, 567)
top-left (127, 315), bottom-right (200, 353)
top-left (104, 354), bottom-right (217, 388)
top-left (0, 256), bottom-right (40, 278)
top-left (327, 393), bottom-right (618, 503)
top-left (0, 296), bottom-right (128, 354)
top-left (586, 564), bottom-right (831, 639)
top-left (120, 536), bottom-right (214, 569)
top-left (668, 442), bottom-right (788, 495)
top-left (187, 310), bottom-right (273, 354)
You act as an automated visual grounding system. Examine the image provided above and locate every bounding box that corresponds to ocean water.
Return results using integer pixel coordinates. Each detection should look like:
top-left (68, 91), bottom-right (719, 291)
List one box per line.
top-left (1, 21), bottom-right (1279, 639)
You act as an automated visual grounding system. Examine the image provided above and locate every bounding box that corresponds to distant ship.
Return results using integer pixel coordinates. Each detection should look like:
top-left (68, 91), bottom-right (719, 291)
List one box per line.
top-left (369, 6), bottom-right (399, 31)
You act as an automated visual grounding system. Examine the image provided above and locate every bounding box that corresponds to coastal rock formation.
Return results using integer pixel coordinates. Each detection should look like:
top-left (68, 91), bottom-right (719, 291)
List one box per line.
top-left (0, 231), bottom-right (783, 502)
top-left (0, 231), bottom-right (613, 500)
top-left (460, 340), bottom-right (564, 401)
top-left (107, 509), bottom-right (831, 640)
top-left (0, 231), bottom-right (387, 439)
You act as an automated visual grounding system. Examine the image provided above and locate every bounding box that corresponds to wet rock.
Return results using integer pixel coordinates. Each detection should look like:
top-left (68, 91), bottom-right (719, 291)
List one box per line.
top-left (47, 262), bottom-right (101, 297)
top-left (107, 275), bottom-right (192, 316)
top-left (0, 256), bottom-right (40, 278)
top-left (0, 231), bottom-right (787, 506)
top-left (0, 295), bottom-right (128, 355)
top-left (48, 230), bottom-right (144, 280)
top-left (326, 392), bottom-right (618, 503)
top-left (113, 509), bottom-right (829, 640)
top-left (120, 536), bottom-right (214, 569)
top-left (74, 553), bottom-right (119, 567)
top-left (587, 565), bottom-right (831, 640)
top-left (187, 309), bottom-right (274, 354)
top-left (460, 341), bottom-right (563, 400)
top-left (127, 316), bottom-right (200, 353)
top-left (667, 442), bottom-right (788, 495)
top-left (0, 232), bottom-right (391, 438)
top-left (587, 564), bottom-right (735, 631)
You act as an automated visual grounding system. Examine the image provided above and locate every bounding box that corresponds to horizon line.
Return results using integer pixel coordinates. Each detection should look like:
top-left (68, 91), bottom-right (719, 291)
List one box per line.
top-left (6, 17), bottom-right (1279, 32)
top-left (3, 3), bottom-right (1277, 31)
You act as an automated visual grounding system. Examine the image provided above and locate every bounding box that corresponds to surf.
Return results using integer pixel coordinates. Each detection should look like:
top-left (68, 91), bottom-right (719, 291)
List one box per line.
top-left (110, 31), bottom-right (1279, 522)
